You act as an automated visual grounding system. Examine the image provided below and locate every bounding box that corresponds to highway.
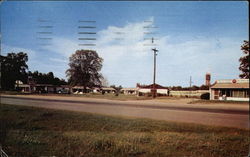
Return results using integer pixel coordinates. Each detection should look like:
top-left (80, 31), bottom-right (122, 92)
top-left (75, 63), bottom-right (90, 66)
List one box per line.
top-left (1, 95), bottom-right (249, 129)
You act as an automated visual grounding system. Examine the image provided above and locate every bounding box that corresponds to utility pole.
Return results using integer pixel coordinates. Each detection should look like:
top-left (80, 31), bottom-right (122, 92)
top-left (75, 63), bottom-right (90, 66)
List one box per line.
top-left (151, 37), bottom-right (158, 98)
top-left (189, 76), bottom-right (193, 98)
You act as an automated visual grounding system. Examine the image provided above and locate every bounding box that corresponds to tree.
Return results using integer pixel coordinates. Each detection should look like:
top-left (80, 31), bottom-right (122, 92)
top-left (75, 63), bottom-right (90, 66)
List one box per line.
top-left (100, 76), bottom-right (109, 87)
top-left (66, 50), bottom-right (103, 91)
top-left (110, 85), bottom-right (123, 92)
top-left (199, 85), bottom-right (209, 90)
top-left (239, 40), bottom-right (249, 79)
top-left (27, 71), bottom-right (67, 85)
top-left (0, 52), bottom-right (28, 90)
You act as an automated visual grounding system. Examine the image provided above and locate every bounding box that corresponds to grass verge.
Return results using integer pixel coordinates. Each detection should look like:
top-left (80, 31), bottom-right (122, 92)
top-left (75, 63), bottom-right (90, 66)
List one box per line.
top-left (1, 91), bottom-right (152, 101)
top-left (69, 93), bottom-right (151, 101)
top-left (0, 103), bottom-right (249, 157)
top-left (189, 99), bottom-right (249, 105)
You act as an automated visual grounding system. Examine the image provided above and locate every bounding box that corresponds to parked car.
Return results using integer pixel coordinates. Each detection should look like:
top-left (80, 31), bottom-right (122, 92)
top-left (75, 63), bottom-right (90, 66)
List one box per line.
top-left (57, 89), bottom-right (70, 94)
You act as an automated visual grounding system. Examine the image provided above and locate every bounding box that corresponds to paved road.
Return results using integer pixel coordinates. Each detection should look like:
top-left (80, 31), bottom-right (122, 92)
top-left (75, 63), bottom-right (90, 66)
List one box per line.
top-left (1, 95), bottom-right (249, 129)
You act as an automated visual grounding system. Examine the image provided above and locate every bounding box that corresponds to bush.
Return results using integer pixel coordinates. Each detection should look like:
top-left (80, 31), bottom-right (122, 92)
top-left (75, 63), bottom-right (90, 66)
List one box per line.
top-left (200, 93), bottom-right (210, 100)
top-left (145, 93), bottom-right (152, 97)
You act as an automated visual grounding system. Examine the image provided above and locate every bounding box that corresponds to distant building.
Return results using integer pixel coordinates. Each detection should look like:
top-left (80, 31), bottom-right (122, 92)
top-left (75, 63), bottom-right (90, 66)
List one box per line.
top-left (55, 85), bottom-right (71, 94)
top-left (15, 80), bottom-right (71, 94)
top-left (169, 90), bottom-right (209, 98)
top-left (101, 87), bottom-right (116, 94)
top-left (210, 79), bottom-right (249, 101)
top-left (205, 73), bottom-right (211, 86)
top-left (137, 83), bottom-right (169, 96)
top-left (16, 83), bottom-right (57, 93)
top-left (121, 88), bottom-right (138, 95)
top-left (93, 87), bottom-right (101, 93)
top-left (72, 86), bottom-right (91, 94)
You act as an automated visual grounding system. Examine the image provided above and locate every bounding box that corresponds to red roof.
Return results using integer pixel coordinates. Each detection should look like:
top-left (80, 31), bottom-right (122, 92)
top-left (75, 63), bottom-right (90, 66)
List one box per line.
top-left (137, 83), bottom-right (168, 89)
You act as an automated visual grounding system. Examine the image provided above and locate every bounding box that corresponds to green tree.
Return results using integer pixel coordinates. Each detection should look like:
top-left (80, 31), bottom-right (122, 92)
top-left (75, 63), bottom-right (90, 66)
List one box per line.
top-left (110, 85), bottom-right (123, 92)
top-left (199, 85), bottom-right (209, 90)
top-left (239, 40), bottom-right (249, 79)
top-left (0, 52), bottom-right (28, 90)
top-left (27, 71), bottom-right (67, 85)
top-left (66, 50), bottom-right (103, 91)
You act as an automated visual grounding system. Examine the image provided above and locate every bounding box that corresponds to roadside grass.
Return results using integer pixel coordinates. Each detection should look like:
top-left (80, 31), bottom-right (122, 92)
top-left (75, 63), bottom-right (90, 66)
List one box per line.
top-left (2, 90), bottom-right (249, 105)
top-left (189, 99), bottom-right (249, 105)
top-left (70, 93), bottom-right (152, 101)
top-left (0, 90), bottom-right (21, 95)
top-left (0, 104), bottom-right (249, 157)
top-left (1, 91), bottom-right (152, 101)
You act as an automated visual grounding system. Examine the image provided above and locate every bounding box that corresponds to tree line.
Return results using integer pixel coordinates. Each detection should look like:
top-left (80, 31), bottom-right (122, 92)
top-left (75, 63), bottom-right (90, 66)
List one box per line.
top-left (0, 52), bottom-right (67, 90)
top-left (170, 85), bottom-right (209, 91)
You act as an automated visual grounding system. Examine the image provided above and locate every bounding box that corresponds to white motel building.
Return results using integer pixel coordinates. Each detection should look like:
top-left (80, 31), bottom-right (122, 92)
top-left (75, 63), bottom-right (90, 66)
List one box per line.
top-left (210, 79), bottom-right (249, 101)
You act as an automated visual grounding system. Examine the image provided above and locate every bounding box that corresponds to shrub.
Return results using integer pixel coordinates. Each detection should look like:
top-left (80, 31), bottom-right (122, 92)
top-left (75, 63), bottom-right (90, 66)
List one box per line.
top-left (200, 93), bottom-right (210, 100)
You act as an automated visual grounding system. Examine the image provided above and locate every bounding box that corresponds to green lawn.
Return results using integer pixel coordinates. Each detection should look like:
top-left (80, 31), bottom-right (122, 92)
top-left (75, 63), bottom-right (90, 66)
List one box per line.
top-left (0, 104), bottom-right (249, 157)
top-left (189, 99), bottom-right (249, 104)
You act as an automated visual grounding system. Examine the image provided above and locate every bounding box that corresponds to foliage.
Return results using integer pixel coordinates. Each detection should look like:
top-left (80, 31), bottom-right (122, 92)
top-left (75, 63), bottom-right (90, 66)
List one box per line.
top-left (110, 85), bottom-right (123, 92)
top-left (239, 40), bottom-right (249, 79)
top-left (171, 86), bottom-right (183, 90)
top-left (0, 52), bottom-right (67, 90)
top-left (199, 85), bottom-right (209, 90)
top-left (171, 85), bottom-right (203, 91)
top-left (0, 52), bottom-right (28, 90)
top-left (27, 71), bottom-right (67, 85)
top-left (100, 76), bottom-right (109, 87)
top-left (66, 50), bottom-right (103, 89)
top-left (200, 93), bottom-right (210, 100)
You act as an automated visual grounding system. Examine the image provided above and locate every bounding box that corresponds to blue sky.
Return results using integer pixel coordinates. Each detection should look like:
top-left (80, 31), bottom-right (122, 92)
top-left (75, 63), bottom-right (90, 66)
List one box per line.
top-left (1, 1), bottom-right (248, 87)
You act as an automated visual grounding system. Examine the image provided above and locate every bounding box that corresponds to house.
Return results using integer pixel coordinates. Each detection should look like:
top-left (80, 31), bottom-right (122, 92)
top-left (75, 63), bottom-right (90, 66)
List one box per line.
top-left (121, 88), bottom-right (138, 95)
top-left (56, 85), bottom-right (72, 94)
top-left (137, 83), bottom-right (169, 96)
top-left (101, 87), bottom-right (116, 94)
top-left (15, 80), bottom-right (71, 94)
top-left (72, 86), bottom-right (92, 94)
top-left (35, 84), bottom-right (55, 93)
top-left (210, 79), bottom-right (249, 101)
top-left (92, 87), bottom-right (101, 93)
top-left (15, 84), bottom-right (31, 93)
top-left (15, 83), bottom-right (55, 93)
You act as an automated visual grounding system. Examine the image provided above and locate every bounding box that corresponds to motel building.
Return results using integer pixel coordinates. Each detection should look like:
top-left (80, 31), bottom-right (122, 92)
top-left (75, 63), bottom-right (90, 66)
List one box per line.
top-left (136, 83), bottom-right (169, 96)
top-left (210, 79), bottom-right (249, 101)
top-left (121, 88), bottom-right (138, 95)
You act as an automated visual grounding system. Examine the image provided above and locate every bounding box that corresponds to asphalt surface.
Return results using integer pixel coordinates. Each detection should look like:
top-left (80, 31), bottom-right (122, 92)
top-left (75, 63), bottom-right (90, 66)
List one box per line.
top-left (1, 95), bottom-right (249, 129)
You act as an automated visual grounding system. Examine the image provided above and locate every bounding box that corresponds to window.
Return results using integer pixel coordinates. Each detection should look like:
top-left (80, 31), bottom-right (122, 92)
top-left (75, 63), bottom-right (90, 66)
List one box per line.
top-left (232, 89), bottom-right (246, 98)
top-left (226, 90), bottom-right (231, 97)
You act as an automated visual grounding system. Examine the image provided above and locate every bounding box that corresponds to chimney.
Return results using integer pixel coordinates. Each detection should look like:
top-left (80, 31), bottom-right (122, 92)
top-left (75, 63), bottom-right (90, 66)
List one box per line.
top-left (205, 73), bottom-right (211, 86)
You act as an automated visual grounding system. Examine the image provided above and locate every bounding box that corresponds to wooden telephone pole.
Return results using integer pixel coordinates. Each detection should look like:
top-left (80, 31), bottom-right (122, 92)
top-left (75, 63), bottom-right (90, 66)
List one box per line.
top-left (151, 38), bottom-right (158, 98)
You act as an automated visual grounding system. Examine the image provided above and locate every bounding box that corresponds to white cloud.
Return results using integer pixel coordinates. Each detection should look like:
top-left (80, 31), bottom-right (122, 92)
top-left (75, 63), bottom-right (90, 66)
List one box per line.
top-left (49, 58), bottom-right (68, 63)
top-left (156, 37), bottom-right (243, 86)
top-left (43, 37), bottom-right (79, 58)
top-left (3, 17), bottom-right (243, 87)
top-left (1, 44), bottom-right (37, 67)
top-left (92, 17), bottom-right (242, 86)
top-left (96, 17), bottom-right (155, 61)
